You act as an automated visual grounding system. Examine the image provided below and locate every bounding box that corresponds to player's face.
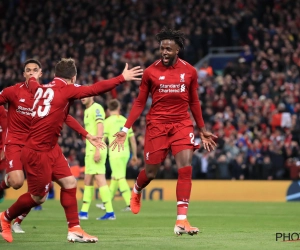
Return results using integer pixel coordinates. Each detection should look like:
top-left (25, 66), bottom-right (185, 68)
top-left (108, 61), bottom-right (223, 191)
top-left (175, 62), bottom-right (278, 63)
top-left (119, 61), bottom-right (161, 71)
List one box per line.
top-left (159, 40), bottom-right (179, 67)
top-left (23, 63), bottom-right (42, 82)
top-left (81, 97), bottom-right (93, 106)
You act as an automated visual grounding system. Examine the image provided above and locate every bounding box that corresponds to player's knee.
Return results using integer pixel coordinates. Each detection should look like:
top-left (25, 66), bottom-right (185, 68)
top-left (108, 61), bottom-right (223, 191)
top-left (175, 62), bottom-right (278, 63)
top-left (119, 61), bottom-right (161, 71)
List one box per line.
top-left (145, 171), bottom-right (156, 180)
top-left (68, 177), bottom-right (77, 188)
top-left (10, 179), bottom-right (24, 190)
top-left (58, 176), bottom-right (77, 189)
top-left (32, 194), bottom-right (47, 204)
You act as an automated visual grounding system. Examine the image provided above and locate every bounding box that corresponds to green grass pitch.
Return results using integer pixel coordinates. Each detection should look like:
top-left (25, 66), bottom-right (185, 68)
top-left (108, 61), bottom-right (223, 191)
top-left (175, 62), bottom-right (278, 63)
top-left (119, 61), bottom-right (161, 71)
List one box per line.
top-left (0, 199), bottom-right (299, 249)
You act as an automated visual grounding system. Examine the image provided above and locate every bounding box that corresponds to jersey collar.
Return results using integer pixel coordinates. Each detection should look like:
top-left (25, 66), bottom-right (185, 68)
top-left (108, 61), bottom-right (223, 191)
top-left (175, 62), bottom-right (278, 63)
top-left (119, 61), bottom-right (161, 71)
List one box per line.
top-left (54, 77), bottom-right (68, 85)
top-left (24, 81), bottom-right (29, 88)
top-left (162, 56), bottom-right (179, 69)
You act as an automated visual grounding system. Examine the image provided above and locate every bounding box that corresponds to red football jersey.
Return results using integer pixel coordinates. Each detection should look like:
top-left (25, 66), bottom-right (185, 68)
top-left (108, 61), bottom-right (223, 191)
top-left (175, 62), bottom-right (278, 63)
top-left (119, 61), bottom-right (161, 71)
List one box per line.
top-left (0, 106), bottom-right (7, 150)
top-left (0, 83), bottom-right (33, 145)
top-left (124, 58), bottom-right (204, 128)
top-left (26, 76), bottom-right (124, 151)
top-left (0, 82), bottom-right (89, 146)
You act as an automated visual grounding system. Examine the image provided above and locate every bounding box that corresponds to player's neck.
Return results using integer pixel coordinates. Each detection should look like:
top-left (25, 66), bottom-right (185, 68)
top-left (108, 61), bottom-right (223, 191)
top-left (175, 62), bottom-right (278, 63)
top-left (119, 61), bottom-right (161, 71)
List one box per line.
top-left (110, 111), bottom-right (119, 115)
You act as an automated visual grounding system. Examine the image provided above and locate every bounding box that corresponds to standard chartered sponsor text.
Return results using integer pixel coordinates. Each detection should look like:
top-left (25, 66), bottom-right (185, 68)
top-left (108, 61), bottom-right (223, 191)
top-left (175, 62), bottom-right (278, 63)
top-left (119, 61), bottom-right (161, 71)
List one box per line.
top-left (159, 84), bottom-right (182, 93)
top-left (16, 106), bottom-right (32, 116)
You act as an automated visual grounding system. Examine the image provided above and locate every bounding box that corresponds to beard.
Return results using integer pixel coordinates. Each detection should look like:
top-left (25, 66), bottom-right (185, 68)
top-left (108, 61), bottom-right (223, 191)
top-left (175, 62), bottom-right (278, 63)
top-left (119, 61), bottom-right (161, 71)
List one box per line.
top-left (161, 55), bottom-right (176, 67)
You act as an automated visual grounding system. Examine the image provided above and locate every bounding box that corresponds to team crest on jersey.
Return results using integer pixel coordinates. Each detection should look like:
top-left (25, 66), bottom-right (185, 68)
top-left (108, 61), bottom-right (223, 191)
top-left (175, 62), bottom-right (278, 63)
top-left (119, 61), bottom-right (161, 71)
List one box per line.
top-left (96, 109), bottom-right (102, 118)
top-left (180, 73), bottom-right (185, 82)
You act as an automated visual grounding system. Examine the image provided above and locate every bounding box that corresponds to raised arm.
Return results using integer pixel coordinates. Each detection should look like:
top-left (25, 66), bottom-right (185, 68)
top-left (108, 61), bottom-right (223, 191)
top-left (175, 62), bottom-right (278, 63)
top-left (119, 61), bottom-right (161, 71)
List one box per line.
top-left (66, 64), bottom-right (143, 99)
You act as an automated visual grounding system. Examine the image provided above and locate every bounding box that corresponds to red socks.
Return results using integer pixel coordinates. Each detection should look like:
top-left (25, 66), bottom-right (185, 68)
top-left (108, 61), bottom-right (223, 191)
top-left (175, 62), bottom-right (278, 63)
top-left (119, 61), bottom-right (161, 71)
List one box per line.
top-left (176, 166), bottom-right (192, 220)
top-left (60, 188), bottom-right (79, 228)
top-left (133, 166), bottom-right (192, 220)
top-left (4, 192), bottom-right (38, 221)
top-left (134, 169), bottom-right (151, 193)
top-left (14, 210), bottom-right (31, 225)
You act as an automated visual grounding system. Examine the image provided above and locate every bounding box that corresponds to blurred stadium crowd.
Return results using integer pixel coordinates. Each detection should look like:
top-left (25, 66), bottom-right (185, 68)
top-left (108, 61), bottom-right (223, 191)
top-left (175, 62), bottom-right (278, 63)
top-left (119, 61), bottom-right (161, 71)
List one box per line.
top-left (1, 0), bottom-right (300, 180)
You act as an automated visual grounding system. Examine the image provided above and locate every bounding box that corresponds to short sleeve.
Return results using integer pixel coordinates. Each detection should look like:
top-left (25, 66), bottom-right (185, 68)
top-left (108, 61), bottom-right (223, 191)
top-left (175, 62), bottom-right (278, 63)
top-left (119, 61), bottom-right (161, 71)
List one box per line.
top-left (95, 107), bottom-right (104, 124)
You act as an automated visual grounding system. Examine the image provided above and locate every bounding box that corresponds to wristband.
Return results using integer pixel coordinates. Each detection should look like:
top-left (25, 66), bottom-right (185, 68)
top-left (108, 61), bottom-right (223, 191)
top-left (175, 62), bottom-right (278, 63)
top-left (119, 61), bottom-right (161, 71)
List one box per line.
top-left (121, 127), bottom-right (129, 133)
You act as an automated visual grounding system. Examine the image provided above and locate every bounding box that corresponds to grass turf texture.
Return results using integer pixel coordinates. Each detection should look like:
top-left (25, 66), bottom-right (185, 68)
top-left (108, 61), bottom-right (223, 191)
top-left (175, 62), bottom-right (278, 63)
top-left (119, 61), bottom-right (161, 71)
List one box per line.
top-left (0, 200), bottom-right (299, 249)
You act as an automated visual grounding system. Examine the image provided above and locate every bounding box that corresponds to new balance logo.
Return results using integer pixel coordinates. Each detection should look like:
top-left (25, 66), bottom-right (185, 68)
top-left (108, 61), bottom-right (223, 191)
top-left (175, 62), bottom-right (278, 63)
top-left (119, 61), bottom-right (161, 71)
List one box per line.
top-left (146, 152), bottom-right (149, 160)
top-left (19, 99), bottom-right (25, 102)
top-left (159, 76), bottom-right (165, 80)
top-left (9, 160), bottom-right (13, 168)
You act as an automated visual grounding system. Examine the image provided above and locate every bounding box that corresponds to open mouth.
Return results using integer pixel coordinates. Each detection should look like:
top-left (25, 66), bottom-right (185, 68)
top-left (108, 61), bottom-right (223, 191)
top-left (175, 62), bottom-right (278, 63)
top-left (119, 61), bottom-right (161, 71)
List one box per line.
top-left (162, 57), bottom-right (169, 64)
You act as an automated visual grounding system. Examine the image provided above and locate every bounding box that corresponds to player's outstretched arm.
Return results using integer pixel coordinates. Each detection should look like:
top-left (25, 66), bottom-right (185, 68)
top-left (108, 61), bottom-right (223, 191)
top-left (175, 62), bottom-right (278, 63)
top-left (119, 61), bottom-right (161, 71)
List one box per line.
top-left (65, 115), bottom-right (88, 138)
top-left (66, 63), bottom-right (143, 100)
top-left (109, 131), bottom-right (127, 152)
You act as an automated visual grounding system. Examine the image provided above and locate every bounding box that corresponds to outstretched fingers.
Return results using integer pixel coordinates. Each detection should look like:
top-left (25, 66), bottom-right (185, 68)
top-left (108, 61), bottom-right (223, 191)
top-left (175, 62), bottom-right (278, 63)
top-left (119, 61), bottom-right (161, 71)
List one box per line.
top-left (110, 143), bottom-right (117, 151)
top-left (131, 66), bottom-right (141, 70)
top-left (98, 142), bottom-right (107, 150)
top-left (210, 139), bottom-right (217, 147)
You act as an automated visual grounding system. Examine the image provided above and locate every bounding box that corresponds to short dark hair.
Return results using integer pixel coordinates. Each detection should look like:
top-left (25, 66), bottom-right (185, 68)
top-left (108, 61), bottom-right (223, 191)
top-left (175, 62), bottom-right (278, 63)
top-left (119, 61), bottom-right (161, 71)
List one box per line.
top-left (24, 59), bottom-right (42, 70)
top-left (155, 27), bottom-right (185, 50)
top-left (55, 58), bottom-right (77, 79)
top-left (107, 99), bottom-right (120, 111)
